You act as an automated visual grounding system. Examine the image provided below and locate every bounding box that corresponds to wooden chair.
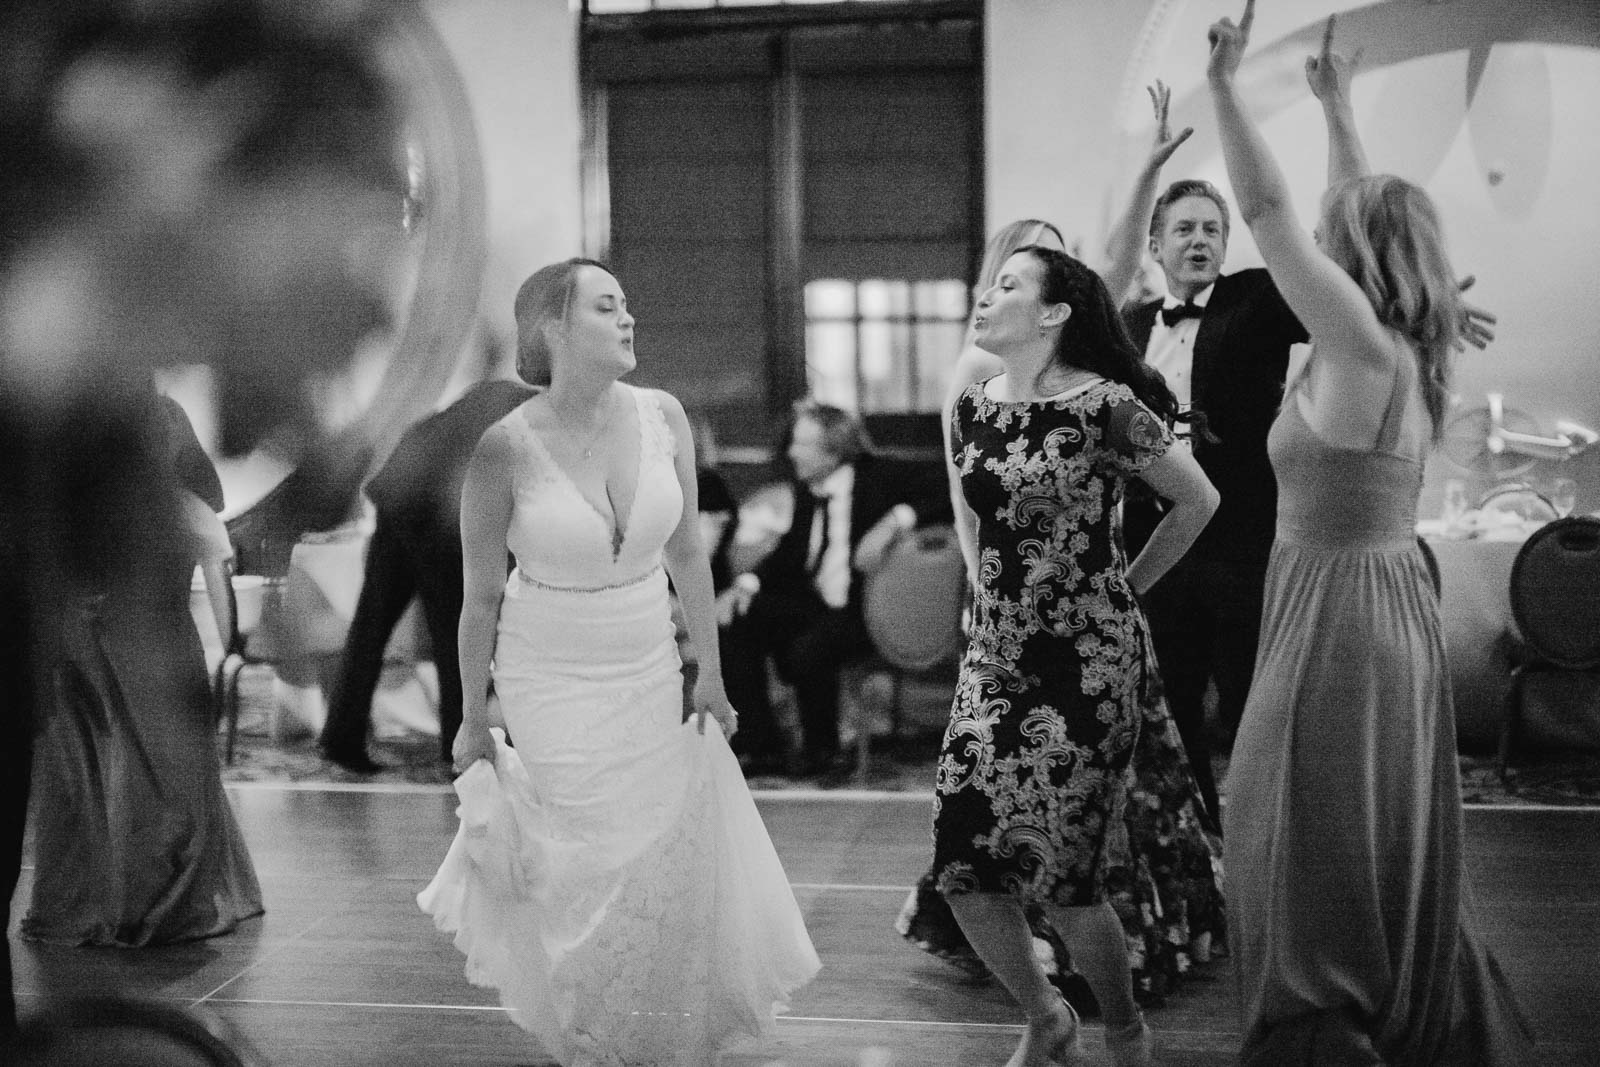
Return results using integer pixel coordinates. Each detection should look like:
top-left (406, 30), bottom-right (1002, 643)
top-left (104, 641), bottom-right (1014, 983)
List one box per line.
top-left (1497, 516), bottom-right (1600, 782)
top-left (212, 560), bottom-right (289, 764)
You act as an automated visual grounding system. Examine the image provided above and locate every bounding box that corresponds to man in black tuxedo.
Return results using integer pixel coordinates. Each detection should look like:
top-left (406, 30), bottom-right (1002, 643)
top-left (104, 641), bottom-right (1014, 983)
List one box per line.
top-left (320, 376), bottom-right (536, 772)
top-left (719, 401), bottom-right (950, 778)
top-left (1122, 179), bottom-right (1306, 832)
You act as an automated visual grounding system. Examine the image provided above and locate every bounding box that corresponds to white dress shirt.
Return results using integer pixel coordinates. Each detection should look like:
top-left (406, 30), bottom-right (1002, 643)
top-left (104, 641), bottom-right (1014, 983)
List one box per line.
top-left (807, 463), bottom-right (854, 610)
top-left (1143, 282), bottom-right (1214, 413)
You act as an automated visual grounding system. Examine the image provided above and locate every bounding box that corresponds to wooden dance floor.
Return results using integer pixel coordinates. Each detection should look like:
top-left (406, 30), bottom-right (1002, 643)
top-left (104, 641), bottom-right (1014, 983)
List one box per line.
top-left (14, 786), bottom-right (1599, 1065)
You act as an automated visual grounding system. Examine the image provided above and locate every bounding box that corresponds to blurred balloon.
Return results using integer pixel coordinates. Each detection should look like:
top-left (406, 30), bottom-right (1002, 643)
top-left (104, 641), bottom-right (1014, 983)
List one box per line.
top-left (0, 0), bottom-right (413, 450)
top-left (0, 1), bottom-right (481, 1030)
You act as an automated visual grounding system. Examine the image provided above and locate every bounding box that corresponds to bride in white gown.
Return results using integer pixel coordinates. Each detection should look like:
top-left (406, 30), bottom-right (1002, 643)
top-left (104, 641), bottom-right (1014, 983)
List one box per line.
top-left (419, 258), bottom-right (820, 1066)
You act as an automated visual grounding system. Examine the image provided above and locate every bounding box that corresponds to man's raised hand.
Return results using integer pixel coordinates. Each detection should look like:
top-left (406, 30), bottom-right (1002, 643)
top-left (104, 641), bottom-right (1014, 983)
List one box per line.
top-left (1145, 79), bottom-right (1194, 169)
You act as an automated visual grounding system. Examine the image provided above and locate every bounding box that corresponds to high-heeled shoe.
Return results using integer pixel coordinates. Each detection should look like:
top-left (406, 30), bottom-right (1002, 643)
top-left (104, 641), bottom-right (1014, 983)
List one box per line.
top-left (1003, 999), bottom-right (1085, 1067)
top-left (1105, 1012), bottom-right (1154, 1067)
top-left (1046, 1005), bottom-right (1088, 1067)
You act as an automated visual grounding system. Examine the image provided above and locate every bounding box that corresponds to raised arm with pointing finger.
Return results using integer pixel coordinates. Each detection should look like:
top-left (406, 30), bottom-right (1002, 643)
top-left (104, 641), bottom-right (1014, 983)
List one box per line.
top-left (1205, 5), bottom-right (1536, 1062)
top-left (1307, 13), bottom-right (1496, 351)
top-left (1305, 14), bottom-right (1369, 187)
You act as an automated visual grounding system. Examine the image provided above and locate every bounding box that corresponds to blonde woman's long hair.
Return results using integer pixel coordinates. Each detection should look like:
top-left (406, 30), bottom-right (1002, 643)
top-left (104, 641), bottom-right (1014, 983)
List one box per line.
top-left (1319, 175), bottom-right (1461, 441)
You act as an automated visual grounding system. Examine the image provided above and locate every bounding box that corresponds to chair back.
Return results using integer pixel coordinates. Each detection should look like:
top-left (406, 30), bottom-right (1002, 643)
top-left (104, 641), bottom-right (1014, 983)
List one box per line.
top-left (862, 524), bottom-right (967, 672)
top-left (1509, 515), bottom-right (1600, 670)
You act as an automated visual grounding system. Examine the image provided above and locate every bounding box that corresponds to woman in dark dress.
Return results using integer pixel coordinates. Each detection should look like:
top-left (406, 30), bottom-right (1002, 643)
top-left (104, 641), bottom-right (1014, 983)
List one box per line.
top-left (903, 214), bottom-right (1226, 1014)
top-left (22, 389), bottom-right (263, 947)
top-left (935, 246), bottom-right (1217, 1067)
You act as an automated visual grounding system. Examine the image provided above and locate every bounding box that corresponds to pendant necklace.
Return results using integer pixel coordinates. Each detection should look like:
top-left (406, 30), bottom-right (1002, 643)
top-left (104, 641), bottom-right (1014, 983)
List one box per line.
top-left (556, 392), bottom-right (613, 460)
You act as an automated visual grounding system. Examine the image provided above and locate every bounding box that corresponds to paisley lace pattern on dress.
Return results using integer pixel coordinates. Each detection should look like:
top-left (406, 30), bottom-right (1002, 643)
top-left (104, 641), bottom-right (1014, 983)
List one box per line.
top-left (934, 379), bottom-right (1175, 906)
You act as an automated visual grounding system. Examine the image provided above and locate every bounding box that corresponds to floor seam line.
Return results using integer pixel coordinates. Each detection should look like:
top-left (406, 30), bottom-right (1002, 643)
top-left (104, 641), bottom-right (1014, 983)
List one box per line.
top-left (189, 911), bottom-right (344, 1005)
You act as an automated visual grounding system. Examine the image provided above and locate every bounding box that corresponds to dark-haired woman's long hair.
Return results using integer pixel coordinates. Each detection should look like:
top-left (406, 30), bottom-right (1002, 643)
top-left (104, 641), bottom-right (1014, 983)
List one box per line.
top-left (1020, 245), bottom-right (1210, 440)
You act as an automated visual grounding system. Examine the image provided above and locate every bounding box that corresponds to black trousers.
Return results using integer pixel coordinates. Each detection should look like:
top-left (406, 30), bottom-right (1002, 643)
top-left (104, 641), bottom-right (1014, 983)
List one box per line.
top-left (719, 588), bottom-right (869, 764)
top-left (321, 517), bottom-right (466, 761)
top-left (1141, 553), bottom-right (1268, 834)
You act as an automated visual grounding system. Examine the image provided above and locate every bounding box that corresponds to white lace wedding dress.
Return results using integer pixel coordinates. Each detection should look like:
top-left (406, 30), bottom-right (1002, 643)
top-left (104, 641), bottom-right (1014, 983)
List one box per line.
top-left (418, 384), bottom-right (820, 1066)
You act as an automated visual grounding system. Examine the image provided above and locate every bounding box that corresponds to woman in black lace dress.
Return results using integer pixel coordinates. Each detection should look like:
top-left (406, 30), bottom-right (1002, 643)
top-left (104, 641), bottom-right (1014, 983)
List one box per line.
top-left (902, 213), bottom-right (1226, 1014)
top-left (935, 246), bottom-right (1217, 1067)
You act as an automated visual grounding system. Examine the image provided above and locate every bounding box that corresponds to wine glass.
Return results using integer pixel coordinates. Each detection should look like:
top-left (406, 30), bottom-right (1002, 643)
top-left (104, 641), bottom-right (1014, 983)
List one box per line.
top-left (1548, 477), bottom-right (1578, 518)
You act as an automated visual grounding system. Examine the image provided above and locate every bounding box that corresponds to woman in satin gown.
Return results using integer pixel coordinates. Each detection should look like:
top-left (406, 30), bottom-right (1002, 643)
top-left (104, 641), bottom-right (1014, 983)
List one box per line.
top-left (1207, 9), bottom-right (1532, 1063)
top-left (23, 391), bottom-right (263, 948)
top-left (419, 258), bottom-right (819, 1067)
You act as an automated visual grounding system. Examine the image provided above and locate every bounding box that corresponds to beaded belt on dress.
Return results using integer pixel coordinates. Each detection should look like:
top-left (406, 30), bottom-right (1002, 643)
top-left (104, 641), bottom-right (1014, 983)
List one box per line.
top-left (515, 564), bottom-right (661, 594)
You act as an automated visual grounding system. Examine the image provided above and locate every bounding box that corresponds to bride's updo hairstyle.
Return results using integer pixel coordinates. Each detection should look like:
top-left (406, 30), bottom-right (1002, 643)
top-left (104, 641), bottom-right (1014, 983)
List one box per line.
top-left (1020, 245), bottom-right (1203, 437)
top-left (512, 257), bottom-right (610, 385)
top-left (1317, 175), bottom-right (1461, 441)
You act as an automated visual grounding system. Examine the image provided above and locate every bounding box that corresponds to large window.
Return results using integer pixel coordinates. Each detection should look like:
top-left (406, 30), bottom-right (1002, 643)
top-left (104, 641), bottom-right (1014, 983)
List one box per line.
top-left (583, 1), bottom-right (981, 463)
top-left (804, 278), bottom-right (967, 413)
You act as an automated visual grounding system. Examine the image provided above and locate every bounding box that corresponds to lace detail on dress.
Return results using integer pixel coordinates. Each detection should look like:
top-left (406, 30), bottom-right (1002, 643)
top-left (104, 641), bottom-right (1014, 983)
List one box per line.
top-left (933, 376), bottom-right (1176, 907)
top-left (500, 385), bottom-right (684, 588)
top-left (420, 383), bottom-right (817, 1065)
top-left (635, 388), bottom-right (678, 466)
top-left (560, 765), bottom-right (716, 1067)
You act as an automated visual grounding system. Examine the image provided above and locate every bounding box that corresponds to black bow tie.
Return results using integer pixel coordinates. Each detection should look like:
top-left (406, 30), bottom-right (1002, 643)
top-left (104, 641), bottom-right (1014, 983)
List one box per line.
top-left (1161, 301), bottom-right (1205, 327)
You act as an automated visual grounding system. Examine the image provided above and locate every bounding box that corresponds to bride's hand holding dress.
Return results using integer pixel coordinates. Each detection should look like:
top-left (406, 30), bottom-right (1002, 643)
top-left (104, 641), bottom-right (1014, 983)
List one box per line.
top-left (691, 676), bottom-right (739, 738)
top-left (451, 719), bottom-right (496, 773)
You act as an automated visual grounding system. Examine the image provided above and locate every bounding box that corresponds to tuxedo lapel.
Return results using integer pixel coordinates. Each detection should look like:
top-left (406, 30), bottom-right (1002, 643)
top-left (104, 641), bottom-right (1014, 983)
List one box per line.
top-left (1125, 301), bottom-right (1159, 355)
top-left (1190, 278), bottom-right (1240, 413)
top-left (846, 460), bottom-right (875, 552)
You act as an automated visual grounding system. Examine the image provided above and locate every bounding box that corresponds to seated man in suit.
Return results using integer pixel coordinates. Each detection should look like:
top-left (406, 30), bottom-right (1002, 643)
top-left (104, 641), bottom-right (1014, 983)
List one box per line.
top-left (719, 401), bottom-right (950, 778)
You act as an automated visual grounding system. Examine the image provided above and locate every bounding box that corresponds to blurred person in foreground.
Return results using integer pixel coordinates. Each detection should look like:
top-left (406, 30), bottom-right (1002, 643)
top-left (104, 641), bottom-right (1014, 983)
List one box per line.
top-left (0, 0), bottom-right (410, 1041)
top-left (19, 386), bottom-right (263, 948)
top-left (1208, 8), bottom-right (1531, 1062)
